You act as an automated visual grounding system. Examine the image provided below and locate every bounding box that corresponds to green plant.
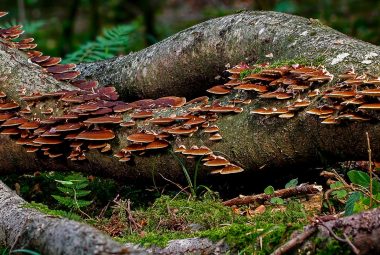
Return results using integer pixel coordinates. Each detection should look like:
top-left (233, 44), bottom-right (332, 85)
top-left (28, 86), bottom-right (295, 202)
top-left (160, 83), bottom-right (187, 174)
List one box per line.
top-left (263, 178), bottom-right (298, 205)
top-left (0, 19), bottom-right (45, 35)
top-left (169, 150), bottom-right (212, 198)
top-left (63, 21), bottom-right (143, 63)
top-left (52, 173), bottom-right (92, 216)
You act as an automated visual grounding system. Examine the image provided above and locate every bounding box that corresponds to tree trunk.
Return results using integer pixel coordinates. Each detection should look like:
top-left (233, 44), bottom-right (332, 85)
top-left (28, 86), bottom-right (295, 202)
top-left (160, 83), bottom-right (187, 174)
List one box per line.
top-left (1, 11), bottom-right (380, 254)
top-left (1, 11), bottom-right (380, 182)
top-left (0, 181), bottom-right (145, 255)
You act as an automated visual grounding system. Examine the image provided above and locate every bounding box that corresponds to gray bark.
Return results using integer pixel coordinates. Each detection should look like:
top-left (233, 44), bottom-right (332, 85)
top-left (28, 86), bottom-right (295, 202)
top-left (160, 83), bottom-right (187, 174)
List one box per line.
top-left (78, 11), bottom-right (380, 100)
top-left (0, 181), bottom-right (146, 255)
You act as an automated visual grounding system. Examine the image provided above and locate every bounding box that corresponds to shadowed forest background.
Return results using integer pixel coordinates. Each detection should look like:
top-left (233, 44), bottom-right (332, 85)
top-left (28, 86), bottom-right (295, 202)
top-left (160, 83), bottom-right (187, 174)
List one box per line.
top-left (3, 0), bottom-right (380, 58)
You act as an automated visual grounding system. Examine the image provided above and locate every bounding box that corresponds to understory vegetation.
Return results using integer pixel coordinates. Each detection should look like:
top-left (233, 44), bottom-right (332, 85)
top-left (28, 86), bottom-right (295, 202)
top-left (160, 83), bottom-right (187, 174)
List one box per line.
top-left (2, 158), bottom-right (379, 254)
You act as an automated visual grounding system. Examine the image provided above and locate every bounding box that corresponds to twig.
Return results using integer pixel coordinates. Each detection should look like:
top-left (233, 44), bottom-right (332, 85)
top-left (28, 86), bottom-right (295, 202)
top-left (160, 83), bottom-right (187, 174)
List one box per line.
top-left (366, 132), bottom-right (373, 207)
top-left (159, 173), bottom-right (191, 196)
top-left (271, 225), bottom-right (317, 255)
top-left (223, 184), bottom-right (322, 206)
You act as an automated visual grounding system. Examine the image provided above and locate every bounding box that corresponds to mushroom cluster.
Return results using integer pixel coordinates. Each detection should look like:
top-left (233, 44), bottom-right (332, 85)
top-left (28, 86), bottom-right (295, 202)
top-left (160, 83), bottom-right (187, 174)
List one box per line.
top-left (208, 63), bottom-right (333, 119)
top-left (5, 10), bottom-right (378, 176)
top-left (0, 11), bottom-right (246, 175)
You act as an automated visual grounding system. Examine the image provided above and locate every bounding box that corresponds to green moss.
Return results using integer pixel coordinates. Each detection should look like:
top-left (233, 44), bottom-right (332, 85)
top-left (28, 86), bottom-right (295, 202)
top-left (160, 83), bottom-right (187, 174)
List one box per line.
top-left (24, 201), bottom-right (82, 221)
top-left (239, 56), bottom-right (326, 79)
top-left (116, 196), bottom-right (310, 254)
top-left (313, 238), bottom-right (352, 255)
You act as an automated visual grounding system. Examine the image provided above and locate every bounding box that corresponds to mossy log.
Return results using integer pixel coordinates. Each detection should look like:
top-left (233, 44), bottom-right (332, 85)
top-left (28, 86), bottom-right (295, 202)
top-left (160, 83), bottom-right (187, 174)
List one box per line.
top-left (0, 181), bottom-right (145, 255)
top-left (1, 12), bottom-right (380, 182)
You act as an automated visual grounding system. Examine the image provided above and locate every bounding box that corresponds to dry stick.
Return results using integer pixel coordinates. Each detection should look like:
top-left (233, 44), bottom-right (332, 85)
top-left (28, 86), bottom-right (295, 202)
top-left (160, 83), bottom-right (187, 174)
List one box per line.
top-left (366, 132), bottom-right (373, 207)
top-left (271, 225), bottom-right (317, 255)
top-left (223, 184), bottom-right (322, 206)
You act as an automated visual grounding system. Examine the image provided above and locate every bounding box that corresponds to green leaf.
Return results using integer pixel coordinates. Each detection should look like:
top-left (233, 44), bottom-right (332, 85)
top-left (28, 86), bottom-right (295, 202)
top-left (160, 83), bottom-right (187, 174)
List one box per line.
top-left (347, 170), bottom-right (380, 193)
top-left (75, 199), bottom-right (92, 208)
top-left (11, 249), bottom-right (41, 255)
top-left (52, 195), bottom-right (75, 208)
top-left (270, 197), bottom-right (284, 205)
top-left (264, 186), bottom-right (275, 195)
top-left (285, 178), bottom-right (298, 188)
top-left (330, 181), bottom-right (344, 189)
top-left (55, 180), bottom-right (74, 185)
top-left (345, 191), bottom-right (362, 216)
top-left (334, 190), bottom-right (348, 199)
top-left (347, 170), bottom-right (370, 187)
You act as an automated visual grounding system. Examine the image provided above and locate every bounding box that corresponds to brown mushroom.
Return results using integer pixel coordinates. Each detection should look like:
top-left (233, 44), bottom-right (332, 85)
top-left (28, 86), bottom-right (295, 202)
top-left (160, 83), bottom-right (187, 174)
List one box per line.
top-left (76, 130), bottom-right (115, 140)
top-left (127, 133), bottom-right (156, 143)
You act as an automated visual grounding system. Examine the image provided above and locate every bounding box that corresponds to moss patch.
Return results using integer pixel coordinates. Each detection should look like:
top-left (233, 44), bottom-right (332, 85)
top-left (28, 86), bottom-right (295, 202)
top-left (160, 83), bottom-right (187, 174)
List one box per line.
top-left (113, 195), bottom-right (311, 254)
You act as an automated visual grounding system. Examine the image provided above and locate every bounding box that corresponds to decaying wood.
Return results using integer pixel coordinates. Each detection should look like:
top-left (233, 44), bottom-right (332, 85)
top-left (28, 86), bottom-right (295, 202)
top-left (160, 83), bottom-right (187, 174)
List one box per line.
top-left (273, 207), bottom-right (380, 255)
top-left (223, 184), bottom-right (322, 206)
top-left (1, 11), bottom-right (380, 182)
top-left (0, 181), bottom-right (145, 255)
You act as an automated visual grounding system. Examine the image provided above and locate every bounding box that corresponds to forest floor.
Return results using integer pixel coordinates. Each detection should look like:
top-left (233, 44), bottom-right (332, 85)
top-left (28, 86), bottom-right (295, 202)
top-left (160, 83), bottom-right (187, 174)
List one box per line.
top-left (1, 162), bottom-right (371, 254)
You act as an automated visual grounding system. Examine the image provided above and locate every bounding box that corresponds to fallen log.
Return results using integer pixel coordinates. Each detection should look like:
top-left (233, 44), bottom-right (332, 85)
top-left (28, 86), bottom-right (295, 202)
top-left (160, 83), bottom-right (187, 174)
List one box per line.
top-left (273, 207), bottom-right (380, 255)
top-left (0, 181), bottom-right (145, 255)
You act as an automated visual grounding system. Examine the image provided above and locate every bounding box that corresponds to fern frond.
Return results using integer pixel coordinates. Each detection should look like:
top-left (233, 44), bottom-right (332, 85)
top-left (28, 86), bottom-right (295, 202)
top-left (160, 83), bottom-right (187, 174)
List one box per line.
top-left (63, 21), bottom-right (143, 64)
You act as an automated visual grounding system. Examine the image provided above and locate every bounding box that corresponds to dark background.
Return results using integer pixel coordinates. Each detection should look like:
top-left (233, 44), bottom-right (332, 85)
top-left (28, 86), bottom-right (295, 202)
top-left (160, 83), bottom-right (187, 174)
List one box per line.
top-left (2, 0), bottom-right (380, 60)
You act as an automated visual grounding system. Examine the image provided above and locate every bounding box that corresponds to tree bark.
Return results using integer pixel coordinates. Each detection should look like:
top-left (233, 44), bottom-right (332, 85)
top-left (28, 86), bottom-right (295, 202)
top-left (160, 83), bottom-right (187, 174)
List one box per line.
top-left (0, 181), bottom-right (145, 255)
top-left (0, 11), bottom-right (380, 182)
top-left (78, 11), bottom-right (380, 100)
top-left (274, 207), bottom-right (380, 255)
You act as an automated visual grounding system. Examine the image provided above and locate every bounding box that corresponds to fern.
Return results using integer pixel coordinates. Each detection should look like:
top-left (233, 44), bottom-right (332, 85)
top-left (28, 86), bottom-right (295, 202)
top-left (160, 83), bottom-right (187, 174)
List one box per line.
top-left (53, 173), bottom-right (92, 211)
top-left (63, 21), bottom-right (143, 64)
top-left (0, 19), bottom-right (45, 34)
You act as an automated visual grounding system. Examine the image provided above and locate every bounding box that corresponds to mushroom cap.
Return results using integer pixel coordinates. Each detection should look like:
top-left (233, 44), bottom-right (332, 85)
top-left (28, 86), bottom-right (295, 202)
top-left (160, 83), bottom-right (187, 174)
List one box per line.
top-left (219, 164), bottom-right (244, 175)
top-left (234, 84), bottom-right (268, 92)
top-left (204, 157), bottom-right (229, 166)
top-left (83, 116), bottom-right (123, 124)
top-left (33, 137), bottom-right (63, 145)
top-left (325, 91), bottom-right (356, 98)
top-left (203, 125), bottom-right (219, 133)
top-left (127, 133), bottom-right (156, 143)
top-left (18, 121), bottom-right (40, 130)
top-left (209, 133), bottom-right (222, 141)
top-left (149, 117), bottom-right (175, 125)
top-left (358, 89), bottom-right (380, 97)
top-left (206, 85), bottom-right (230, 95)
top-left (0, 113), bottom-right (14, 121)
top-left (184, 116), bottom-right (206, 126)
top-left (321, 117), bottom-right (339, 124)
top-left (76, 130), bottom-right (115, 140)
top-left (1, 127), bottom-right (20, 135)
top-left (0, 102), bottom-right (20, 111)
top-left (358, 103), bottom-right (380, 110)
top-left (182, 146), bottom-right (212, 156)
top-left (153, 96), bottom-right (186, 108)
top-left (146, 140), bottom-right (169, 150)
top-left (120, 121), bottom-right (136, 127)
top-left (55, 123), bottom-right (82, 132)
top-left (88, 142), bottom-right (107, 149)
top-left (1, 117), bottom-right (28, 127)
top-left (131, 111), bottom-right (154, 119)
top-left (113, 103), bottom-right (133, 113)
top-left (122, 144), bottom-right (146, 152)
top-left (167, 126), bottom-right (198, 135)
